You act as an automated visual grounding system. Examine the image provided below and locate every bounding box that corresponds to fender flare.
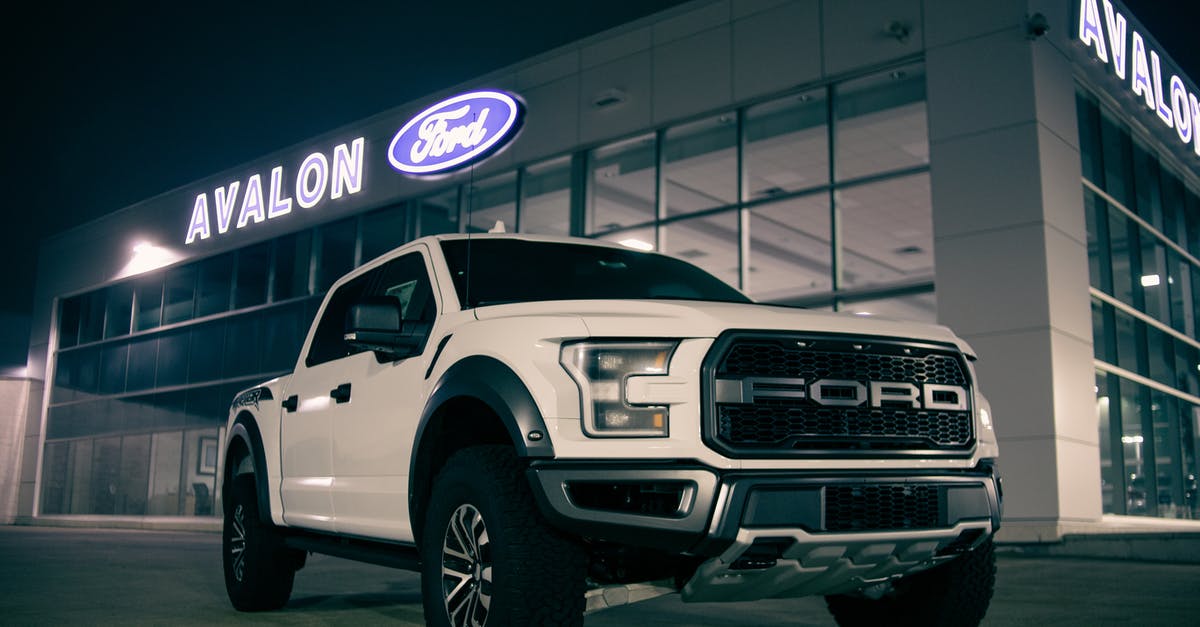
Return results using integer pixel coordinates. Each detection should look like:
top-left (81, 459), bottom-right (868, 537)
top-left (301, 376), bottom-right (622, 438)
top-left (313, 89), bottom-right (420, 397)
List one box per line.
top-left (408, 355), bottom-right (555, 514)
top-left (225, 414), bottom-right (272, 520)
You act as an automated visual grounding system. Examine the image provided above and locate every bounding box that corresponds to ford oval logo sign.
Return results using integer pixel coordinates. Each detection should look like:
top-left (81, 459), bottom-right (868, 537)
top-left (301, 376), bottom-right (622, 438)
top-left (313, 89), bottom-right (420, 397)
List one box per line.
top-left (387, 90), bottom-right (524, 175)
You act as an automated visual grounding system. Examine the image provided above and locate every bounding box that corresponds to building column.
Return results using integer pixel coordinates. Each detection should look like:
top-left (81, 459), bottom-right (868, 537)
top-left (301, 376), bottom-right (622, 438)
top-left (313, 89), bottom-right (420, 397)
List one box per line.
top-left (0, 378), bottom-right (37, 524)
top-left (925, 1), bottom-right (1102, 541)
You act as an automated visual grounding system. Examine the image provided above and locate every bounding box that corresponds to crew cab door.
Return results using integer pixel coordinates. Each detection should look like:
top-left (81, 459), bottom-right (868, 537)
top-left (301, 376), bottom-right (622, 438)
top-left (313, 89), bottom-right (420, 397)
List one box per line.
top-left (328, 250), bottom-right (439, 541)
top-left (278, 264), bottom-right (385, 532)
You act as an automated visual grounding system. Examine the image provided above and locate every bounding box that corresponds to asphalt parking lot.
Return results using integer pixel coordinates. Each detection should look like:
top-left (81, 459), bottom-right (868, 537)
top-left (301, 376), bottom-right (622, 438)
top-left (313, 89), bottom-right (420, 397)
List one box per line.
top-left (0, 526), bottom-right (1197, 625)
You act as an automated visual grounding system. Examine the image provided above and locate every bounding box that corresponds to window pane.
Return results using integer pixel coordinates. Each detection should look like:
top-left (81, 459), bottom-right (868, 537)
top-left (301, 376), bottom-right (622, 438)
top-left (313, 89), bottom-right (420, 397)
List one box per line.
top-left (1130, 141), bottom-right (1162, 228)
top-left (53, 347), bottom-right (99, 403)
top-left (1147, 327), bottom-right (1174, 387)
top-left (1159, 168), bottom-right (1184, 247)
top-left (1091, 299), bottom-right (1111, 363)
top-left (1187, 189), bottom-right (1200, 259)
top-left (118, 434), bottom-right (151, 515)
top-left (589, 134), bottom-right (656, 233)
top-left (662, 211), bottom-right (740, 290)
top-left (1099, 110), bottom-right (1134, 208)
top-left (263, 305), bottom-right (303, 373)
top-left (188, 322), bottom-right (224, 384)
top-left (839, 173), bottom-right (933, 289)
top-left (133, 278), bottom-right (163, 332)
top-left (233, 242), bottom-right (270, 309)
top-left (361, 204), bottom-right (408, 262)
top-left (273, 231), bottom-right (312, 302)
top-left (1076, 91), bottom-right (1104, 185)
top-left (1181, 402), bottom-right (1200, 519)
top-left (417, 188), bottom-right (460, 236)
top-left (1152, 392), bottom-right (1184, 517)
top-left (746, 89), bottom-right (828, 200)
top-left (79, 290), bottom-right (106, 345)
top-left (104, 284), bottom-right (133, 339)
top-left (521, 156), bottom-right (571, 235)
top-left (1084, 191), bottom-right (1104, 290)
top-left (222, 315), bottom-right (261, 378)
top-left (1140, 238), bottom-right (1166, 322)
top-left (156, 330), bottom-right (190, 388)
top-left (1097, 372), bottom-right (1116, 513)
top-left (195, 253), bottom-right (233, 317)
top-left (184, 429), bottom-right (219, 516)
top-left (162, 265), bottom-right (197, 325)
top-left (748, 192), bottom-right (831, 302)
top-left (147, 431), bottom-right (183, 515)
top-left (664, 113), bottom-right (737, 216)
top-left (1119, 379), bottom-right (1148, 515)
top-left (315, 217), bottom-right (357, 293)
top-left (840, 290), bottom-right (937, 323)
top-left (1113, 308), bottom-right (1140, 374)
top-left (58, 296), bottom-right (82, 349)
top-left (39, 441), bottom-right (69, 514)
top-left (125, 337), bottom-right (158, 392)
top-left (466, 172), bottom-right (516, 233)
top-left (1175, 340), bottom-right (1199, 397)
top-left (1109, 207), bottom-right (1135, 306)
top-left (835, 63), bottom-right (927, 181)
top-left (98, 343), bottom-right (128, 396)
top-left (1166, 251), bottom-right (1189, 334)
top-left (91, 436), bottom-right (121, 514)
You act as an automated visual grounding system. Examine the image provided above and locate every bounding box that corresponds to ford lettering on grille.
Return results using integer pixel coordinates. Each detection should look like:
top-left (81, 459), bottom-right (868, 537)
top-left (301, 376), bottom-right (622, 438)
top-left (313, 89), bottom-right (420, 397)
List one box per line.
top-left (715, 377), bottom-right (967, 410)
top-left (703, 333), bottom-right (975, 456)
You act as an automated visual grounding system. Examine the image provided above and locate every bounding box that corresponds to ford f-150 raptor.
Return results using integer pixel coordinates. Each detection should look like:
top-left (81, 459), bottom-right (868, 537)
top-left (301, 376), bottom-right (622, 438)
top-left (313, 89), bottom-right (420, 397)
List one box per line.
top-left (221, 233), bottom-right (1002, 626)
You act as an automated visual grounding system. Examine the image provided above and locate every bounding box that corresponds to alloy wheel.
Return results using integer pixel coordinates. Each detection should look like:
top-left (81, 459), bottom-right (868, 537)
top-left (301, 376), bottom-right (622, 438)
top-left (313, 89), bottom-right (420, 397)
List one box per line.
top-left (441, 504), bottom-right (493, 626)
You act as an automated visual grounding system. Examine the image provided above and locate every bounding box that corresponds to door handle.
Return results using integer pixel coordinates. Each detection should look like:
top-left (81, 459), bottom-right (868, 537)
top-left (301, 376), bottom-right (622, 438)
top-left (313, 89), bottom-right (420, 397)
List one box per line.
top-left (330, 383), bottom-right (352, 404)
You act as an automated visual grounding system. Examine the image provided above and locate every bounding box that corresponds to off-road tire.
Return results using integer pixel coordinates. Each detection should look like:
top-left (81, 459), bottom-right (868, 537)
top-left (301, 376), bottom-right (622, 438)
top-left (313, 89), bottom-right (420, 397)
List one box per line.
top-left (420, 445), bottom-right (587, 627)
top-left (223, 474), bottom-right (305, 611)
top-left (825, 538), bottom-right (996, 627)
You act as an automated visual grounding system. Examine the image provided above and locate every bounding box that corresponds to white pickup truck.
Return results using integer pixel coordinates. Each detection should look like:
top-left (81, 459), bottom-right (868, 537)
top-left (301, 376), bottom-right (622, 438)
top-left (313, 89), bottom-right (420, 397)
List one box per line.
top-left (221, 234), bottom-right (1002, 626)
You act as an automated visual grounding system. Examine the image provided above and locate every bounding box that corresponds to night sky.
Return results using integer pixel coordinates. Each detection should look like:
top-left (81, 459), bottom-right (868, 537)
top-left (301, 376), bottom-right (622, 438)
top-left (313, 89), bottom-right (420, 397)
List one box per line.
top-left (3, 0), bottom-right (1199, 369)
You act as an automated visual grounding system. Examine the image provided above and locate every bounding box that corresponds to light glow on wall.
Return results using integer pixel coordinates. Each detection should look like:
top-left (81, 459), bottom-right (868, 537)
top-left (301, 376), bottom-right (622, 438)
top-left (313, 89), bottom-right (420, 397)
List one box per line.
top-left (116, 241), bottom-right (184, 279)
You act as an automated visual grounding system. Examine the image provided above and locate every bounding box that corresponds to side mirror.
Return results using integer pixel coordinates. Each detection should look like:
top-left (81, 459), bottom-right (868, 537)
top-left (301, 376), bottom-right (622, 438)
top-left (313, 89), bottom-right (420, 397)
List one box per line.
top-left (344, 297), bottom-right (425, 359)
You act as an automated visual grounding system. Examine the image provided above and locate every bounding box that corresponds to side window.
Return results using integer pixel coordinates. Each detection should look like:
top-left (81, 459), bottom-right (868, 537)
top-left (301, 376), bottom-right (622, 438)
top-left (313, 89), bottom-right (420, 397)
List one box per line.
top-left (305, 271), bottom-right (375, 367)
top-left (304, 251), bottom-right (435, 368)
top-left (378, 253), bottom-right (436, 324)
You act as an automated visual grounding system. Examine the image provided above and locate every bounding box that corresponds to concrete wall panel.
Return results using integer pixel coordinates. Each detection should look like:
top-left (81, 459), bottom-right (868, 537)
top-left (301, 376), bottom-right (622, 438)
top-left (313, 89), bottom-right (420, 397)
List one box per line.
top-left (733, 0), bottom-right (822, 103)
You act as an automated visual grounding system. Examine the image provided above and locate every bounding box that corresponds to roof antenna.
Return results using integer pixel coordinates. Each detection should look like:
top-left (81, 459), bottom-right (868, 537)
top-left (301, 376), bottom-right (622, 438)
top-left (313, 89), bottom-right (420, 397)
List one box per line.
top-left (464, 112), bottom-right (477, 311)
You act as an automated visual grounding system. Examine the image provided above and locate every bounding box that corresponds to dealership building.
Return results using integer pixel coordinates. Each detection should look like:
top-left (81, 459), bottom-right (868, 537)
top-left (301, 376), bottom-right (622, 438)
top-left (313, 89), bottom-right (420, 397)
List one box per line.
top-left (2, 0), bottom-right (1199, 543)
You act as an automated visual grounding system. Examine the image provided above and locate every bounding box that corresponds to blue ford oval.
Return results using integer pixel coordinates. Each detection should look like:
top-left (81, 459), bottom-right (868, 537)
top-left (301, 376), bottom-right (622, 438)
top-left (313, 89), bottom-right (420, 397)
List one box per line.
top-left (387, 90), bottom-right (524, 175)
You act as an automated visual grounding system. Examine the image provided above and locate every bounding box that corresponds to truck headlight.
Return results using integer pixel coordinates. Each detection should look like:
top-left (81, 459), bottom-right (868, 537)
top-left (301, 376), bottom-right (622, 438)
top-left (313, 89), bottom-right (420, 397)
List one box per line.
top-left (560, 341), bottom-right (677, 437)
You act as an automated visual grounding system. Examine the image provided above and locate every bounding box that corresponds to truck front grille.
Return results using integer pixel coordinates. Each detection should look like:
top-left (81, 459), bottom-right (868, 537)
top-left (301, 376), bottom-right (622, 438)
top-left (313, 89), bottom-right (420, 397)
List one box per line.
top-left (703, 333), bottom-right (975, 457)
top-left (718, 404), bottom-right (972, 450)
top-left (825, 484), bottom-right (941, 531)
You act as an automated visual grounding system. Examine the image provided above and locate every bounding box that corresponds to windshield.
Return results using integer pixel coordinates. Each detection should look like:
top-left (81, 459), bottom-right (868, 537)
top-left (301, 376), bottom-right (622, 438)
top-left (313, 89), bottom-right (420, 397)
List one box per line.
top-left (441, 239), bottom-right (751, 309)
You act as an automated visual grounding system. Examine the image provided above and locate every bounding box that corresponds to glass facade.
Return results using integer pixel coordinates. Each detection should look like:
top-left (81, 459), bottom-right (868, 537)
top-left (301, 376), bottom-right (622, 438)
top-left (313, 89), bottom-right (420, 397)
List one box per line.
top-left (588, 61), bottom-right (935, 318)
top-left (1079, 90), bottom-right (1200, 519)
top-left (41, 62), bottom-right (937, 516)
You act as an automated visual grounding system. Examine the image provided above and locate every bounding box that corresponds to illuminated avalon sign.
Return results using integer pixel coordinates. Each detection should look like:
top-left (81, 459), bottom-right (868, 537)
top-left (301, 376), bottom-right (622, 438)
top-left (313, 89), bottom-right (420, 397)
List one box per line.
top-left (387, 90), bottom-right (524, 175)
top-left (1077, 0), bottom-right (1200, 159)
top-left (185, 137), bottom-right (365, 245)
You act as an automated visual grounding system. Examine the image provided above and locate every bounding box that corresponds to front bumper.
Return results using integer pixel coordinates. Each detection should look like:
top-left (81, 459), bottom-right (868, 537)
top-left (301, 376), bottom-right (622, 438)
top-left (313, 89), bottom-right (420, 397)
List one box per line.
top-left (527, 461), bottom-right (1001, 601)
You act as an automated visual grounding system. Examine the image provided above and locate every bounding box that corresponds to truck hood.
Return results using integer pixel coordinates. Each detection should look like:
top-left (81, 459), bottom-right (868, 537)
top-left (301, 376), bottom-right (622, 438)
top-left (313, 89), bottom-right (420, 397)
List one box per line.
top-left (472, 299), bottom-right (974, 356)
